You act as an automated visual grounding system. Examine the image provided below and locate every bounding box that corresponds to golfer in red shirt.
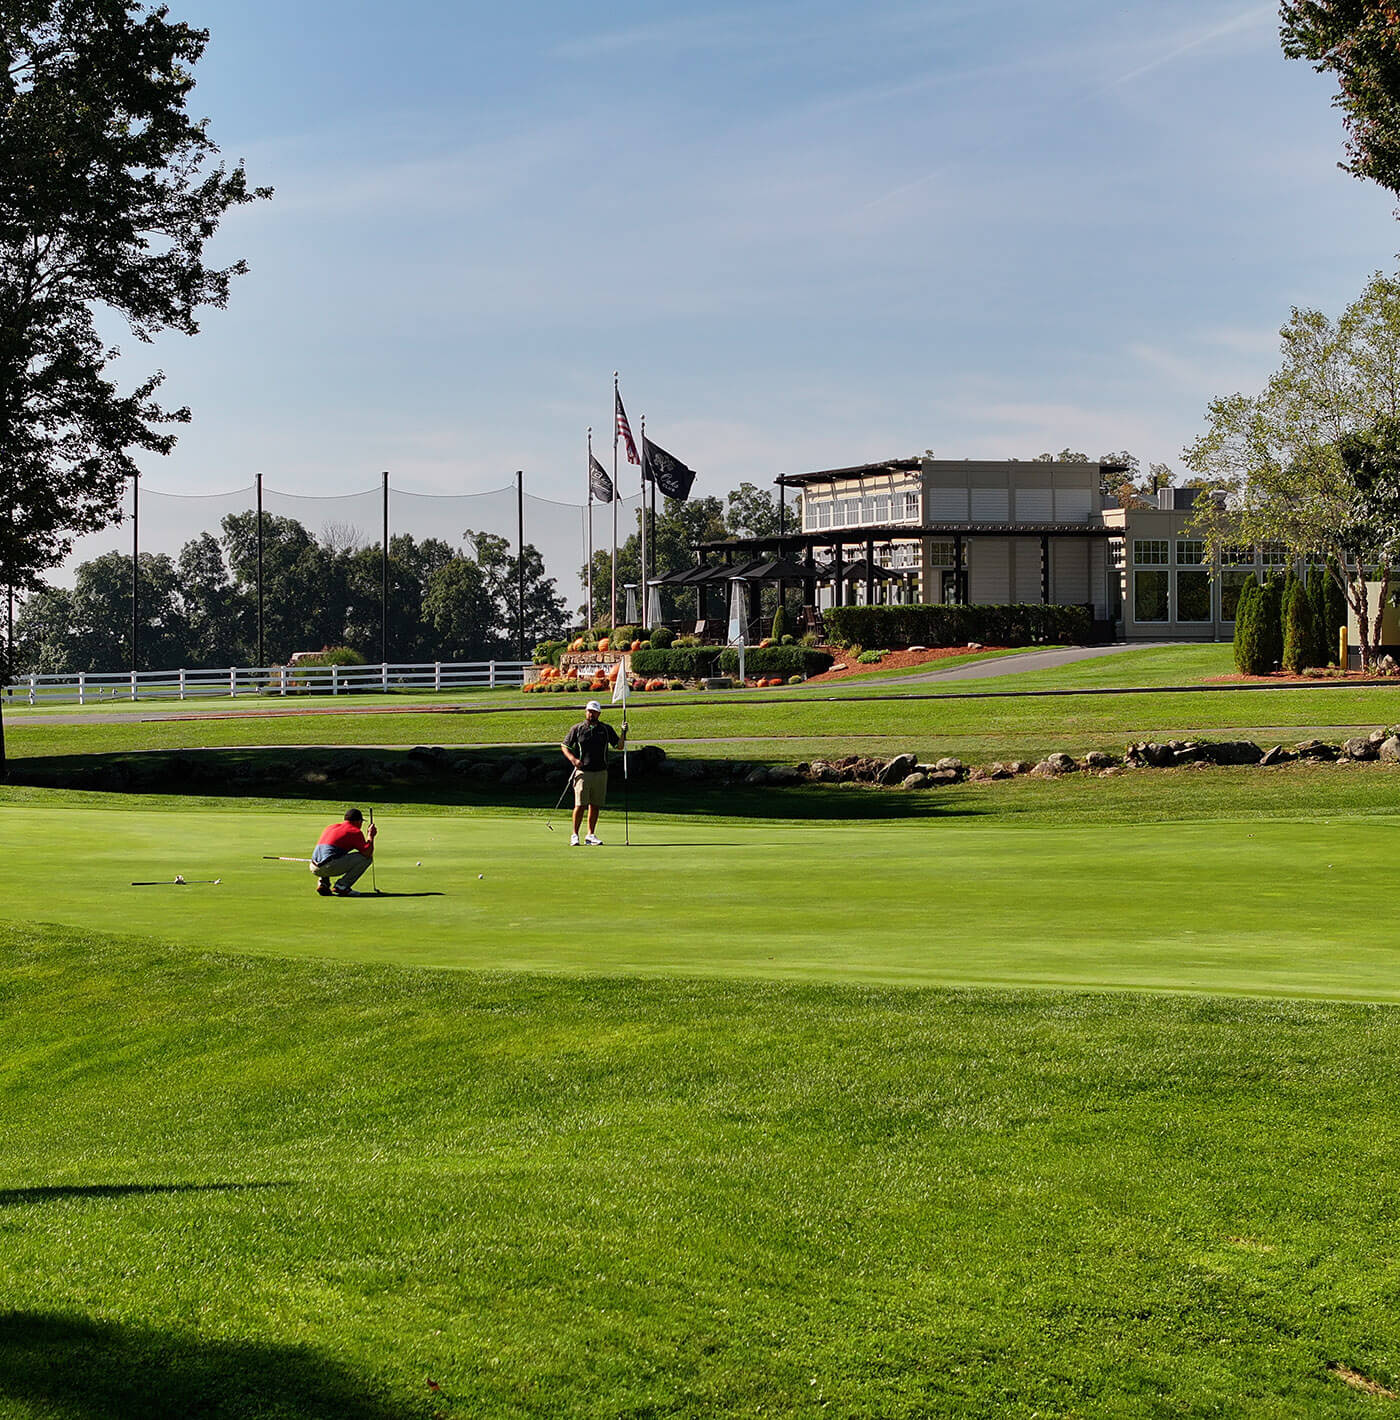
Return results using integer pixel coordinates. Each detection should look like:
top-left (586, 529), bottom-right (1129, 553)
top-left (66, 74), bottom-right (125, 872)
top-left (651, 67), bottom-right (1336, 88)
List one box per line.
top-left (310, 808), bottom-right (377, 897)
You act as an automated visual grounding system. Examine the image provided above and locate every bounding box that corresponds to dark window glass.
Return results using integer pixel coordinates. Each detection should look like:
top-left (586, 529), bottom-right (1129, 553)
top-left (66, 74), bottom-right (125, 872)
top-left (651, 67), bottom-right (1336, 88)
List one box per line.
top-left (1134, 570), bottom-right (1169, 622)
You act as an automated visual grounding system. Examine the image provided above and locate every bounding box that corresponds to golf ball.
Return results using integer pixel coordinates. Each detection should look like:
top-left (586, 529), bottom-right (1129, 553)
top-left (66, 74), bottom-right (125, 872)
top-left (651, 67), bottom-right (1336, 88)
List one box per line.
top-left (416, 861), bottom-right (422, 866)
top-left (174, 875), bottom-right (185, 884)
top-left (478, 874), bottom-right (484, 880)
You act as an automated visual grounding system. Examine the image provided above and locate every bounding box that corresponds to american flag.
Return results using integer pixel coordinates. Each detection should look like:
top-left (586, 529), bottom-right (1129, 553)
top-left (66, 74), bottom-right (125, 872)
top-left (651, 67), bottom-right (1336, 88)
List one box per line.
top-left (615, 391), bottom-right (640, 465)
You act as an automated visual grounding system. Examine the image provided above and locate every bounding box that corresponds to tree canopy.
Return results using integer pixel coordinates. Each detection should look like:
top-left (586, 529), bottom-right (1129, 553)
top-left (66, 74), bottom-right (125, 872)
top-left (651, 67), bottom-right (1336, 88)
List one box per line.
top-left (0, 0), bottom-right (269, 770)
top-left (1282, 2), bottom-right (1400, 201)
top-left (1183, 269), bottom-right (1400, 666)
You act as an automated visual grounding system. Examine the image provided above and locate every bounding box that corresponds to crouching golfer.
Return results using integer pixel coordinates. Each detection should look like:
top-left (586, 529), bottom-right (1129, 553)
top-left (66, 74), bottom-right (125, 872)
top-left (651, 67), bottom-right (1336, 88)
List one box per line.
top-left (310, 807), bottom-right (377, 896)
top-left (561, 699), bottom-right (624, 846)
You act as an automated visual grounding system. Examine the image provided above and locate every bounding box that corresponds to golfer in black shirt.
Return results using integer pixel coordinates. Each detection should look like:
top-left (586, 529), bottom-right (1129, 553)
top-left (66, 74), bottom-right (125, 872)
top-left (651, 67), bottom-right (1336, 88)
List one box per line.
top-left (561, 699), bottom-right (625, 845)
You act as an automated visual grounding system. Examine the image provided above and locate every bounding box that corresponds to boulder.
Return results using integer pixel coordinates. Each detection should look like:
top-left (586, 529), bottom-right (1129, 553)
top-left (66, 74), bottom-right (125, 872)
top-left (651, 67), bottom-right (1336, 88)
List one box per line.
top-left (925, 769), bottom-right (961, 785)
top-left (767, 766), bottom-right (804, 786)
top-left (934, 757), bottom-right (966, 774)
top-left (1030, 760), bottom-right (1060, 778)
top-left (877, 752), bottom-right (919, 785)
top-left (1045, 752), bottom-right (1077, 774)
top-left (1140, 742), bottom-right (1175, 768)
top-left (901, 772), bottom-right (930, 789)
top-left (499, 760), bottom-right (531, 787)
top-left (983, 763), bottom-right (1014, 780)
top-left (1259, 745), bottom-right (1292, 766)
top-left (1007, 760), bottom-right (1033, 776)
top-left (1084, 750), bottom-right (1116, 769)
top-left (744, 767), bottom-right (770, 785)
top-left (909, 645), bottom-right (929, 653)
top-left (1343, 736), bottom-right (1378, 761)
top-left (1380, 736), bottom-right (1400, 763)
top-left (1295, 739), bottom-right (1337, 761)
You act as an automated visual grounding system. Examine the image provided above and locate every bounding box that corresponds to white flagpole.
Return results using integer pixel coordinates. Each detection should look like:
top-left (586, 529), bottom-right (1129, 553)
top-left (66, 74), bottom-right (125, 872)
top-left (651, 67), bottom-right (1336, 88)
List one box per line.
top-left (638, 408), bottom-right (648, 630)
top-left (586, 426), bottom-right (594, 630)
top-left (612, 372), bottom-right (620, 630)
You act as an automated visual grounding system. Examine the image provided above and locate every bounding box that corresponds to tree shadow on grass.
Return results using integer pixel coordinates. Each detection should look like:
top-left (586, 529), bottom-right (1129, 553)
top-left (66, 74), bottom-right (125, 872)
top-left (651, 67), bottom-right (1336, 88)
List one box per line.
top-left (0, 1310), bottom-right (418, 1420)
top-left (0, 1182), bottom-right (287, 1208)
top-left (11, 747), bottom-right (988, 822)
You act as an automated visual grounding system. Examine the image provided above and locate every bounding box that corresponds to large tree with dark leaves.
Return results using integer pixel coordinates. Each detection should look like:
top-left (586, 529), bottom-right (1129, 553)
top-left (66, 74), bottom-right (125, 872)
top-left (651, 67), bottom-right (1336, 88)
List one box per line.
top-left (0, 0), bottom-right (268, 774)
top-left (1281, 2), bottom-right (1400, 199)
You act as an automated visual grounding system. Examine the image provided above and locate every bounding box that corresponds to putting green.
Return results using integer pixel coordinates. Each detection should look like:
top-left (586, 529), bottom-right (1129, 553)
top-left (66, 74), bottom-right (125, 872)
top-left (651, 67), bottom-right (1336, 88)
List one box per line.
top-left (9, 800), bottom-right (1396, 1000)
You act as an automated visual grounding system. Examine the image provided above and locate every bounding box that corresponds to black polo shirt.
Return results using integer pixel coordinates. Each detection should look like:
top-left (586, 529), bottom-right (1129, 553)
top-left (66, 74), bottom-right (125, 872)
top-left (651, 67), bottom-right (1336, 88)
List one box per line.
top-left (565, 718), bottom-right (620, 771)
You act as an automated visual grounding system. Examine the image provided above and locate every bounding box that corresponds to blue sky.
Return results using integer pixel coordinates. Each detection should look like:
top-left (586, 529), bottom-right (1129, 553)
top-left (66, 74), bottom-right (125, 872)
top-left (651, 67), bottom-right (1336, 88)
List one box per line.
top-left (124, 0), bottom-right (1400, 506)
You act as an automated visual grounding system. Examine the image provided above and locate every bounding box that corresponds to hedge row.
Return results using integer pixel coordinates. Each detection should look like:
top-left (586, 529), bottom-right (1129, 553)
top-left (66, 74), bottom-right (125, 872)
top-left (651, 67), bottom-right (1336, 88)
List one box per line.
top-left (629, 646), bottom-right (721, 678)
top-left (717, 646), bottom-right (833, 677)
top-left (822, 603), bottom-right (1092, 649)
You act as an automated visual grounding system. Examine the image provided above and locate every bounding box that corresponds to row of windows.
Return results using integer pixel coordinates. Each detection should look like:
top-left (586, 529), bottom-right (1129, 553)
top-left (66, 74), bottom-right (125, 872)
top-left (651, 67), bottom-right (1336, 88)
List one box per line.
top-left (805, 491), bottom-right (922, 531)
top-left (1133, 569), bottom-right (1256, 623)
top-left (1132, 539), bottom-right (1288, 567)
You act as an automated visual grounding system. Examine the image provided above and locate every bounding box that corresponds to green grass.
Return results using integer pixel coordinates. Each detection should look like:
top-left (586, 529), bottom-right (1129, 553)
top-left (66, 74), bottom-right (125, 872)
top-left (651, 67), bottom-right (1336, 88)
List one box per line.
top-left (5, 924), bottom-right (1400, 1417)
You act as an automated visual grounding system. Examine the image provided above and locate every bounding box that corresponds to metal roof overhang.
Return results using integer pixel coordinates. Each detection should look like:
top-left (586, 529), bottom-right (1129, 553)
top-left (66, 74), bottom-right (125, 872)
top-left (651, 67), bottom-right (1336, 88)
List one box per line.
top-left (694, 522), bottom-right (1118, 553)
top-left (774, 458), bottom-right (922, 489)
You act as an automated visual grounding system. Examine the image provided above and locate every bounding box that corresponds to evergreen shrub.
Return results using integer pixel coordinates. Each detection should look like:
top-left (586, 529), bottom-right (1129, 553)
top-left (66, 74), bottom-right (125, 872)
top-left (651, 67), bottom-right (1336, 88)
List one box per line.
top-left (1233, 581), bottom-right (1268, 674)
top-left (1282, 581), bottom-right (1319, 673)
top-left (771, 604), bottom-right (790, 643)
top-left (650, 626), bottom-right (676, 649)
top-left (629, 646), bottom-right (721, 678)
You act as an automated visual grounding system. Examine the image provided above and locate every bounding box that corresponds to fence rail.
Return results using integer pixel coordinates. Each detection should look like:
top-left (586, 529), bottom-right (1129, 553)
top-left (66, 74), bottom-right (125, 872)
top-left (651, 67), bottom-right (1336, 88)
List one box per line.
top-left (4, 660), bottom-right (531, 707)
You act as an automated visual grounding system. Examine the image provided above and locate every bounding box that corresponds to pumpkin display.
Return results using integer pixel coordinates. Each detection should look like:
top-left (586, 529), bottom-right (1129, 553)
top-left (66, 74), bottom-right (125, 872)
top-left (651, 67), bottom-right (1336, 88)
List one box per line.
top-left (597, 637), bottom-right (610, 652)
top-left (630, 640), bottom-right (642, 653)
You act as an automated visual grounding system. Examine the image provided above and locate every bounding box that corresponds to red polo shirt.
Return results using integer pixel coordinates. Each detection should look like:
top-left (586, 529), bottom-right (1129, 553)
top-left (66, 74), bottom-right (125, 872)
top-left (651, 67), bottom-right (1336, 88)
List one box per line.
top-left (317, 821), bottom-right (371, 856)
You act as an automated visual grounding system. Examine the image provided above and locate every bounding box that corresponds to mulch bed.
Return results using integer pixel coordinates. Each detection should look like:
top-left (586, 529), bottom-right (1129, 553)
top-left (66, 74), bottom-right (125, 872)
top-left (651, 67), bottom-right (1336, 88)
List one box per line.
top-left (806, 645), bottom-right (1010, 684)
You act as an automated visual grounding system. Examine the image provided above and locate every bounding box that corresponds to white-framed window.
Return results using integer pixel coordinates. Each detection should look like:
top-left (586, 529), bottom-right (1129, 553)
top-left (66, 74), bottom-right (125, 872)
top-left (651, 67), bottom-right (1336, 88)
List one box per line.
top-left (1177, 570), bottom-right (1212, 622)
top-left (893, 542), bottom-right (919, 568)
top-left (927, 540), bottom-right (955, 567)
top-left (903, 491), bottom-right (920, 520)
top-left (839, 498), bottom-right (860, 527)
top-left (873, 494), bottom-right (891, 524)
top-left (1134, 539), bottom-right (1169, 565)
top-left (1262, 540), bottom-right (1287, 566)
top-left (861, 497), bottom-right (877, 523)
top-left (816, 501), bottom-right (832, 529)
top-left (1222, 544), bottom-right (1253, 565)
top-left (1176, 539), bottom-right (1205, 565)
top-left (1134, 570), bottom-right (1169, 621)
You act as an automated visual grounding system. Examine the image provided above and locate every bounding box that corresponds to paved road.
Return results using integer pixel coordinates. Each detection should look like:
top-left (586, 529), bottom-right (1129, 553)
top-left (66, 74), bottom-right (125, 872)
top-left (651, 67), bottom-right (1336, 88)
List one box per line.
top-left (866, 641), bottom-right (1195, 685)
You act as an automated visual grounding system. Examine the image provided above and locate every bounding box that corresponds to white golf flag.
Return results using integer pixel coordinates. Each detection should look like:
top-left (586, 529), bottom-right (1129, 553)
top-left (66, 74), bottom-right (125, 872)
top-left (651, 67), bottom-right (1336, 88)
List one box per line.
top-left (612, 654), bottom-right (629, 705)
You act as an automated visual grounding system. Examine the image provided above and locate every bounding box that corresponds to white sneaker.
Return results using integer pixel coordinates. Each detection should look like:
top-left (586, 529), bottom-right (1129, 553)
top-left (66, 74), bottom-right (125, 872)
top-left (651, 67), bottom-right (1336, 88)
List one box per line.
top-left (584, 833), bottom-right (602, 846)
top-left (569, 833), bottom-right (580, 846)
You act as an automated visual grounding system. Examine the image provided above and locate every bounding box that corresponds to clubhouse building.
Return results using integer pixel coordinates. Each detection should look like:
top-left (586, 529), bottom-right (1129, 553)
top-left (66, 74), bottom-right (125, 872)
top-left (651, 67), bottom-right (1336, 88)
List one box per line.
top-left (675, 456), bottom-right (1269, 642)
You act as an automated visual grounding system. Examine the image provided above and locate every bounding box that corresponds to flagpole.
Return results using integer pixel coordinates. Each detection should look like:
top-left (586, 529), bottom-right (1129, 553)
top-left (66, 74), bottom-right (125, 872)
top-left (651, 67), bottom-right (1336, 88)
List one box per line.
top-left (586, 427), bottom-right (594, 630)
top-left (638, 411), bottom-right (647, 630)
top-left (611, 373), bottom-right (620, 630)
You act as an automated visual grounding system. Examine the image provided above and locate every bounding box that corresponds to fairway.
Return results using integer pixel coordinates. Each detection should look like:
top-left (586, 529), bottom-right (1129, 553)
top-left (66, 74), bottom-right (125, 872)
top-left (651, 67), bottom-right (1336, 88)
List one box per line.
top-left (10, 800), bottom-right (1400, 1000)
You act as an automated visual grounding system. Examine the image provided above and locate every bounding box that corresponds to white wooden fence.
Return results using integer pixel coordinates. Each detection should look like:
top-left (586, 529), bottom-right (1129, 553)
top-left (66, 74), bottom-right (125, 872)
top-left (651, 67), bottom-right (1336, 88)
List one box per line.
top-left (4, 659), bottom-right (530, 707)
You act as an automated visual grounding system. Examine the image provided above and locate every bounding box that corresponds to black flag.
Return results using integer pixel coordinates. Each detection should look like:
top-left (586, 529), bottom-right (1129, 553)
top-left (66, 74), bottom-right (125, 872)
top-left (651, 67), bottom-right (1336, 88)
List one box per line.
top-left (589, 453), bottom-right (614, 503)
top-left (641, 436), bottom-right (697, 501)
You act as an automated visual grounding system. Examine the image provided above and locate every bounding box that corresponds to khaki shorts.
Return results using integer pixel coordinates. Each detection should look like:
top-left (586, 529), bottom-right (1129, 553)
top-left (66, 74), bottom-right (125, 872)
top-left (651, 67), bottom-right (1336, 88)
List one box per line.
top-left (573, 769), bottom-right (608, 808)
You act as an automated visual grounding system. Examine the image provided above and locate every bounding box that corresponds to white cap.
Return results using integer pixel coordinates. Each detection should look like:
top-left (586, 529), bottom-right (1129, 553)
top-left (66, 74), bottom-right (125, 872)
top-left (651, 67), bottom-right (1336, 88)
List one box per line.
top-left (585, 700), bottom-right (602, 712)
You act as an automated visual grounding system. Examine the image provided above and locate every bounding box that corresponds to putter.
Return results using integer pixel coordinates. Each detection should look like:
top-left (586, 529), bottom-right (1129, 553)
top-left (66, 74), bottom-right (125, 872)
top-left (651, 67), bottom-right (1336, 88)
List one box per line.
top-left (131, 877), bottom-right (222, 886)
top-left (368, 807), bottom-right (379, 893)
top-left (262, 855), bottom-right (311, 862)
top-left (545, 769), bottom-right (577, 832)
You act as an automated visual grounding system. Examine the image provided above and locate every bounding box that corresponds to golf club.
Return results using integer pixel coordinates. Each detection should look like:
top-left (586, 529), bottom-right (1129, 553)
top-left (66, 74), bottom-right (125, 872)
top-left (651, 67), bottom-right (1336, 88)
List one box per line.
top-left (131, 877), bottom-right (222, 886)
top-left (544, 769), bottom-right (577, 832)
top-left (368, 807), bottom-right (379, 893)
top-left (262, 855), bottom-right (311, 862)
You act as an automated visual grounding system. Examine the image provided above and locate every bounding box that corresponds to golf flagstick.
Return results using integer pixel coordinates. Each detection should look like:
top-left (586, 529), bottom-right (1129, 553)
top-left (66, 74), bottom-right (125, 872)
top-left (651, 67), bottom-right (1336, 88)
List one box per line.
top-left (613, 652), bottom-right (629, 846)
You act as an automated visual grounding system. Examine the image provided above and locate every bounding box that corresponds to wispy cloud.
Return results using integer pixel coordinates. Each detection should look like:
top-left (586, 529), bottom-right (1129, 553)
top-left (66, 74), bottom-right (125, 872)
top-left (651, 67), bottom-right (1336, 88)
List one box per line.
top-left (1111, 4), bottom-right (1274, 87)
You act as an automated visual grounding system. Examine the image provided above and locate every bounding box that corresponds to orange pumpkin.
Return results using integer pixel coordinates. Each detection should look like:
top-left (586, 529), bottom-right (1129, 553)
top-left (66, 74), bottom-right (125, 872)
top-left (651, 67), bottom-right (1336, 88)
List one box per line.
top-left (630, 639), bottom-right (642, 653)
top-left (597, 637), bottom-right (610, 652)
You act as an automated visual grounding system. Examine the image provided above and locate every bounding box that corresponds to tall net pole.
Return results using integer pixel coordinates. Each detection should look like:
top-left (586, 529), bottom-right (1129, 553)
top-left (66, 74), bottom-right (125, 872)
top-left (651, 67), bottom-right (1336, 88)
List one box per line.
top-left (381, 470), bottom-right (389, 667)
top-left (130, 471), bottom-right (139, 674)
top-left (611, 374), bottom-right (620, 629)
top-left (255, 471), bottom-right (264, 668)
top-left (585, 428), bottom-right (594, 629)
top-left (516, 469), bottom-right (525, 660)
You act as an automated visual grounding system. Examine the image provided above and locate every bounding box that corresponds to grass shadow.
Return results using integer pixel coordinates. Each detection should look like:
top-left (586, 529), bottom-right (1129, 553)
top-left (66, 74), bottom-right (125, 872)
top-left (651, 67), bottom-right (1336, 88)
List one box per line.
top-left (0, 1182), bottom-right (288, 1208)
top-left (0, 1310), bottom-right (414, 1419)
top-left (8, 746), bottom-right (973, 822)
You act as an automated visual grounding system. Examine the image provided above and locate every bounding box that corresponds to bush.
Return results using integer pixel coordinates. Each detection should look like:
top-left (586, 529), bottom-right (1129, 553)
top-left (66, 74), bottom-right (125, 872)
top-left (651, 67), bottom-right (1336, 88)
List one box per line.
top-left (532, 638), bottom-right (568, 667)
top-left (1282, 580), bottom-right (1319, 673)
top-left (857, 649), bottom-right (884, 664)
top-left (629, 646), bottom-right (722, 679)
top-left (1233, 580), bottom-right (1268, 674)
top-left (822, 603), bottom-right (1091, 649)
top-left (1256, 575), bottom-right (1284, 671)
top-left (295, 646), bottom-right (365, 668)
top-left (650, 626), bottom-right (676, 649)
top-left (771, 604), bottom-right (790, 643)
top-left (716, 645), bottom-right (833, 678)
top-left (612, 625), bottom-right (640, 648)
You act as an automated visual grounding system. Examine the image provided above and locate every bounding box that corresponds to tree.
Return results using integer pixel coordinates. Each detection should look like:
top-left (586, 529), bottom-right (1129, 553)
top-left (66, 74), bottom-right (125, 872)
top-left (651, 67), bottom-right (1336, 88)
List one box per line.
top-left (421, 558), bottom-right (503, 661)
top-left (1233, 580), bottom-right (1265, 674)
top-left (464, 529), bottom-right (567, 653)
top-left (1184, 270), bottom-right (1400, 669)
top-left (11, 585), bottom-right (75, 673)
top-left (1283, 578), bottom-right (1320, 672)
top-left (1281, 2), bottom-right (1400, 201)
top-left (176, 533), bottom-right (242, 667)
top-left (1097, 450), bottom-right (1139, 499)
top-left (59, 549), bottom-right (184, 672)
top-left (725, 482), bottom-right (781, 538)
top-left (0, 0), bottom-right (268, 773)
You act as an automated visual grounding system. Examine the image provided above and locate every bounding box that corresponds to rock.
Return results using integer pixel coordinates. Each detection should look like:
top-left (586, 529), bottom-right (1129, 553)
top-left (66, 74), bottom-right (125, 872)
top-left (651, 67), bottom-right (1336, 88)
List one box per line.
top-left (744, 767), bottom-right (770, 785)
top-left (1045, 752), bottom-right (1077, 774)
top-left (909, 645), bottom-right (929, 653)
top-left (408, 744), bottom-right (445, 761)
top-left (967, 642), bottom-right (983, 650)
top-left (1171, 743), bottom-right (1206, 765)
top-left (1295, 739), bottom-right (1337, 761)
top-left (1098, 767), bottom-right (1123, 777)
top-left (1200, 741), bottom-right (1263, 766)
top-left (983, 763), bottom-right (1014, 780)
top-left (830, 663), bottom-right (847, 672)
top-left (877, 752), bottom-right (919, 785)
top-left (901, 772), bottom-right (930, 789)
top-left (1380, 736), bottom-right (1400, 763)
top-left (1030, 760), bottom-right (1059, 777)
top-left (925, 769), bottom-right (962, 785)
top-left (767, 766), bottom-right (803, 786)
top-left (1259, 745), bottom-right (1292, 766)
top-left (499, 760), bottom-right (530, 787)
top-left (1141, 742), bottom-right (1175, 768)
top-left (1369, 728), bottom-right (1388, 746)
top-left (934, 757), bottom-right (966, 774)
top-left (1007, 760), bottom-right (1033, 776)
top-left (1084, 750), bottom-right (1116, 769)
top-left (1343, 736), bottom-right (1378, 761)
